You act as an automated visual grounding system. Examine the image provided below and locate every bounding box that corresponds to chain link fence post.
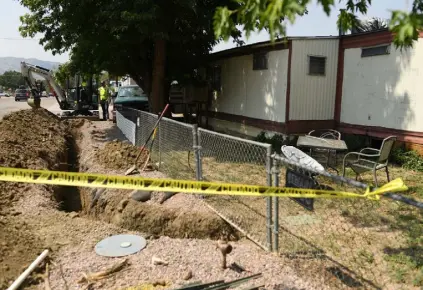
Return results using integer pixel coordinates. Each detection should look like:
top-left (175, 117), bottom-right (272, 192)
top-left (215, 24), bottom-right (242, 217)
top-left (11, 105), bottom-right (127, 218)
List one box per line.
top-left (272, 158), bottom-right (280, 252)
top-left (266, 146), bottom-right (273, 251)
top-left (135, 113), bottom-right (141, 146)
top-left (192, 124), bottom-right (203, 198)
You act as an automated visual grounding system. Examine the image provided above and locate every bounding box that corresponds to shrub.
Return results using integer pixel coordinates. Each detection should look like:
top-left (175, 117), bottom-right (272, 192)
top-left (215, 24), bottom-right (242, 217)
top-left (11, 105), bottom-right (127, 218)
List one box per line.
top-left (343, 134), bottom-right (370, 152)
top-left (253, 131), bottom-right (287, 153)
top-left (391, 147), bottom-right (423, 172)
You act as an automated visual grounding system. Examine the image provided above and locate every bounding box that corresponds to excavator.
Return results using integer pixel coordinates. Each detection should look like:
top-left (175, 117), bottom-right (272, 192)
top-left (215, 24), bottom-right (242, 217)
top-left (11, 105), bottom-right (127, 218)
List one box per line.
top-left (20, 62), bottom-right (99, 117)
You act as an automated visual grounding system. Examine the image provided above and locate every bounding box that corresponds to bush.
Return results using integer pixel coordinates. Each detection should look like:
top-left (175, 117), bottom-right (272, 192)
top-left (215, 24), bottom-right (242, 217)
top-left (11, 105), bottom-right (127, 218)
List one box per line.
top-left (343, 134), bottom-right (370, 152)
top-left (391, 147), bottom-right (423, 172)
top-left (253, 131), bottom-right (287, 153)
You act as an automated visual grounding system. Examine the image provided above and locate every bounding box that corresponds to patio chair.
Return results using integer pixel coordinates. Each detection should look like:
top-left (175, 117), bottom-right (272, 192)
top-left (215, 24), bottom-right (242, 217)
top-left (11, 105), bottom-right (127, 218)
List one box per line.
top-left (307, 129), bottom-right (341, 172)
top-left (342, 136), bottom-right (397, 187)
top-left (308, 129), bottom-right (341, 140)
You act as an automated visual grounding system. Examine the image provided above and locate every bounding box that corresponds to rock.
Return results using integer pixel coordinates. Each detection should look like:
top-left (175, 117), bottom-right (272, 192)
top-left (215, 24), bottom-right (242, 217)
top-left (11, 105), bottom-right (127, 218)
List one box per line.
top-left (130, 190), bottom-right (152, 202)
top-left (152, 280), bottom-right (167, 286)
top-left (90, 188), bottom-right (97, 199)
top-left (183, 270), bottom-right (193, 280)
top-left (68, 212), bottom-right (79, 219)
top-left (90, 188), bottom-right (107, 209)
top-left (159, 192), bottom-right (177, 204)
top-left (152, 256), bottom-right (168, 266)
top-left (117, 199), bottom-right (129, 212)
top-left (97, 188), bottom-right (107, 195)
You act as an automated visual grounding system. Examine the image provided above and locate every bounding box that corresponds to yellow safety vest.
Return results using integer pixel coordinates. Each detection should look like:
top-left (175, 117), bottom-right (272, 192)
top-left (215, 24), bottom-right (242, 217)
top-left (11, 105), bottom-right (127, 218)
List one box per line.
top-left (99, 86), bottom-right (106, 101)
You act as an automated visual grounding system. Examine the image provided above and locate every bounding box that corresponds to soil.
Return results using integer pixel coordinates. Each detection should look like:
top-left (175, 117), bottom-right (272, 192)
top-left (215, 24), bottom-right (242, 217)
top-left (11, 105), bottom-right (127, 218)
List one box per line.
top-left (0, 110), bottom-right (319, 290)
top-left (0, 109), bottom-right (69, 289)
top-left (94, 140), bottom-right (149, 170)
top-left (0, 108), bottom-right (67, 170)
top-left (79, 122), bottom-right (237, 241)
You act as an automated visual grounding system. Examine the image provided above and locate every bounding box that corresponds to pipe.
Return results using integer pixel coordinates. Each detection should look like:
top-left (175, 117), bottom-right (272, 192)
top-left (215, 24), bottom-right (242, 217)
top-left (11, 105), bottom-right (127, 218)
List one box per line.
top-left (7, 249), bottom-right (49, 290)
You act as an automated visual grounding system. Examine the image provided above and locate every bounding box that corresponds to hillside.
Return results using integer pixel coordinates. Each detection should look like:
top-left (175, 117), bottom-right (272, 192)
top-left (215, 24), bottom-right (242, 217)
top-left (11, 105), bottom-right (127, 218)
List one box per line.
top-left (0, 57), bottom-right (60, 74)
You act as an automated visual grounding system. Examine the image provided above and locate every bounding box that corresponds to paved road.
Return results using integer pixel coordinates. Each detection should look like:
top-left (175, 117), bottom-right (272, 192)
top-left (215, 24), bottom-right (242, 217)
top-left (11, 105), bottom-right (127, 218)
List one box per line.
top-left (0, 97), bottom-right (58, 119)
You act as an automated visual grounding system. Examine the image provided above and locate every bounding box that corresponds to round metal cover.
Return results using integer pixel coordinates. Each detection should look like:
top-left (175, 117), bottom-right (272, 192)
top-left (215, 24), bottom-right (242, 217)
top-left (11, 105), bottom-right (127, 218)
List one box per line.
top-left (95, 234), bottom-right (147, 257)
top-left (281, 145), bottom-right (324, 172)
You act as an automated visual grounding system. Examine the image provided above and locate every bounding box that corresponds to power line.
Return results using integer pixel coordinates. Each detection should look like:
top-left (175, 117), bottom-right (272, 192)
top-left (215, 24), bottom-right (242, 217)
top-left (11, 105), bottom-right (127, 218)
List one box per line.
top-left (0, 37), bottom-right (41, 41)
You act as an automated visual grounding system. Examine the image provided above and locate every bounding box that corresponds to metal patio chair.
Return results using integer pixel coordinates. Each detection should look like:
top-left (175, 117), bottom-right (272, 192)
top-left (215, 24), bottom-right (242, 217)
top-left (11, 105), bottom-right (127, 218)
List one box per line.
top-left (342, 136), bottom-right (397, 187)
top-left (307, 129), bottom-right (341, 171)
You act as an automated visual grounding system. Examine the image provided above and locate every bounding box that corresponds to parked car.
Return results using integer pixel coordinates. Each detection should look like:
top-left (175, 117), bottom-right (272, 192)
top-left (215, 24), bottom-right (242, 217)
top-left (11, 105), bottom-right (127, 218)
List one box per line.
top-left (15, 89), bottom-right (31, 102)
top-left (41, 91), bottom-right (48, 97)
top-left (111, 85), bottom-right (149, 123)
top-left (0, 92), bottom-right (9, 97)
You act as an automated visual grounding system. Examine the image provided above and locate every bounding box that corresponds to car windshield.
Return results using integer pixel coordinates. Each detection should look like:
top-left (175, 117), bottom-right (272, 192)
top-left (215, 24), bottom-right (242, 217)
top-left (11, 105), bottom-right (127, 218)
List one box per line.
top-left (16, 89), bottom-right (27, 93)
top-left (117, 86), bottom-right (144, 98)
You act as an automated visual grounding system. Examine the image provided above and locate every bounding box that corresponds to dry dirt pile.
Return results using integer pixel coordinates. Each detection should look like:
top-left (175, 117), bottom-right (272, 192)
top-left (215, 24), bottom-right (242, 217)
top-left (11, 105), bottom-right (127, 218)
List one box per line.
top-left (0, 109), bottom-right (69, 289)
top-left (0, 109), bottom-right (68, 170)
top-left (83, 132), bottom-right (236, 240)
top-left (94, 140), bottom-right (149, 170)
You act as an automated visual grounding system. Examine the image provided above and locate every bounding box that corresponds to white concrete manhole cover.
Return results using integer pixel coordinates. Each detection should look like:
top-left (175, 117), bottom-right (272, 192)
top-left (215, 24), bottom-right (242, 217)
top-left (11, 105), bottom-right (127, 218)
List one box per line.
top-left (95, 234), bottom-right (147, 257)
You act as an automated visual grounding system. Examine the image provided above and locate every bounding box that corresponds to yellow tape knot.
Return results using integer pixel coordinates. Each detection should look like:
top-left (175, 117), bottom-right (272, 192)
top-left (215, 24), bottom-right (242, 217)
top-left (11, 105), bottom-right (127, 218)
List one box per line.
top-left (363, 178), bottom-right (408, 200)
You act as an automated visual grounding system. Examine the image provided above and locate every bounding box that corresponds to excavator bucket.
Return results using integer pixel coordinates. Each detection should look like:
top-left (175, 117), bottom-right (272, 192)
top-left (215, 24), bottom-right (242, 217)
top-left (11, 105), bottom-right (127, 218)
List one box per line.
top-left (27, 97), bottom-right (41, 109)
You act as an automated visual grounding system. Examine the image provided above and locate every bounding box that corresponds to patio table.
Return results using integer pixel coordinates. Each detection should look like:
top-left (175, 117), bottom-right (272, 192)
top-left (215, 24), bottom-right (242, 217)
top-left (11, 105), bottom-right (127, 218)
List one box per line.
top-left (296, 135), bottom-right (348, 173)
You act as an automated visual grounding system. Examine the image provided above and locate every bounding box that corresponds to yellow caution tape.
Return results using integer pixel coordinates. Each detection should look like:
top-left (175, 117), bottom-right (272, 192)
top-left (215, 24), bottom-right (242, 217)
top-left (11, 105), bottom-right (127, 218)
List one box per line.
top-left (0, 167), bottom-right (408, 199)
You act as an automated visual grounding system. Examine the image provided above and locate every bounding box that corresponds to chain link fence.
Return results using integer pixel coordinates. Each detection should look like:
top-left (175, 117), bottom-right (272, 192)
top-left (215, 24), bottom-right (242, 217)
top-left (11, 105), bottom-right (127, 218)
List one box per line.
top-left (198, 128), bottom-right (272, 250)
top-left (116, 106), bottom-right (423, 289)
top-left (270, 153), bottom-right (423, 289)
top-left (115, 108), bottom-right (136, 144)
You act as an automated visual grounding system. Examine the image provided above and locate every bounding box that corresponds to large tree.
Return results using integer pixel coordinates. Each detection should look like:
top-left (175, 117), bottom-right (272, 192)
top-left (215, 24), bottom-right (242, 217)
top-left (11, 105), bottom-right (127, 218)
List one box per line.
top-left (19, 0), bottom-right (242, 112)
top-left (213, 0), bottom-right (423, 48)
top-left (0, 71), bottom-right (26, 90)
top-left (351, 17), bottom-right (388, 34)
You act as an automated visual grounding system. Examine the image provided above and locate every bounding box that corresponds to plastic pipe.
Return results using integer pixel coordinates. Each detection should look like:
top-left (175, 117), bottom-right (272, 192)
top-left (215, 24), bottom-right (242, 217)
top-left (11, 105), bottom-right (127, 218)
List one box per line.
top-left (7, 249), bottom-right (49, 290)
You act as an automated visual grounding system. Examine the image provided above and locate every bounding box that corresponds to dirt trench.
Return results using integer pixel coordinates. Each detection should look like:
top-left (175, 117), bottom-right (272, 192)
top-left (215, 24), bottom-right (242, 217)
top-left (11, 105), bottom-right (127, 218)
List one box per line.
top-left (75, 132), bottom-right (237, 241)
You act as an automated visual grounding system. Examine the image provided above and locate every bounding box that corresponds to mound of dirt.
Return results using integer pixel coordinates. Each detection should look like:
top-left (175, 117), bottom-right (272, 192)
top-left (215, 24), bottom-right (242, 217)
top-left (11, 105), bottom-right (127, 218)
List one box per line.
top-left (0, 108), bottom-right (69, 289)
top-left (82, 190), bottom-right (238, 241)
top-left (0, 108), bottom-right (68, 170)
top-left (95, 140), bottom-right (149, 170)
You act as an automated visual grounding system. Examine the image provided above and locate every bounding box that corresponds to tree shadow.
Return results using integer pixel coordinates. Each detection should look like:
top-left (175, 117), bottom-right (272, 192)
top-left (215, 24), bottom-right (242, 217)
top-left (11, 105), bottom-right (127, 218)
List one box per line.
top-left (340, 41), bottom-right (416, 143)
top-left (210, 49), bottom-right (286, 136)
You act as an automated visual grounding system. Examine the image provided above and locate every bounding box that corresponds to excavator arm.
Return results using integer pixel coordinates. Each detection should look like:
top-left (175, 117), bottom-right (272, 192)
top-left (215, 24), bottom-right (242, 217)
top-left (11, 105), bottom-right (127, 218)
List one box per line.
top-left (20, 61), bottom-right (70, 109)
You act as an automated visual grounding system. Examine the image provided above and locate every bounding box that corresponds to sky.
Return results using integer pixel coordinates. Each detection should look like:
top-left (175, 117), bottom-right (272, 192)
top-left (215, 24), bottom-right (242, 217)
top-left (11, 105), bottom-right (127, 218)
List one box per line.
top-left (0, 0), bottom-right (411, 63)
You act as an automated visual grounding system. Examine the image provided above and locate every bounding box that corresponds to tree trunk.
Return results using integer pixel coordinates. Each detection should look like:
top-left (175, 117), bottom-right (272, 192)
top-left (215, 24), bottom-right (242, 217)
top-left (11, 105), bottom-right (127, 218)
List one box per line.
top-left (150, 38), bottom-right (167, 113)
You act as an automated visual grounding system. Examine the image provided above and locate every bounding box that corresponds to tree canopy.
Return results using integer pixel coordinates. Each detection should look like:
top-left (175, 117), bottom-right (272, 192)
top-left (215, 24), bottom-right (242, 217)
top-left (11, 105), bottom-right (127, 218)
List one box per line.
top-left (351, 17), bottom-right (388, 34)
top-left (0, 71), bottom-right (26, 90)
top-left (18, 0), bottom-right (243, 112)
top-left (213, 0), bottom-right (423, 48)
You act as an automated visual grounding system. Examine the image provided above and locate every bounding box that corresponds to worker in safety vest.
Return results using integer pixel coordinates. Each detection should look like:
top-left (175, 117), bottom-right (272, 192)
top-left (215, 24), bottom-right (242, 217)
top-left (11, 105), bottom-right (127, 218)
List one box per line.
top-left (99, 81), bottom-right (109, 120)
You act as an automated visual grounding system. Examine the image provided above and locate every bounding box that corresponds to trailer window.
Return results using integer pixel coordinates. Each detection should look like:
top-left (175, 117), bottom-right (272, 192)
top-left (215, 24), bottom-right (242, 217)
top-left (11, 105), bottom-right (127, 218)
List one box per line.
top-left (308, 56), bottom-right (326, 76)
